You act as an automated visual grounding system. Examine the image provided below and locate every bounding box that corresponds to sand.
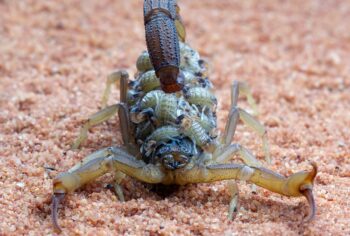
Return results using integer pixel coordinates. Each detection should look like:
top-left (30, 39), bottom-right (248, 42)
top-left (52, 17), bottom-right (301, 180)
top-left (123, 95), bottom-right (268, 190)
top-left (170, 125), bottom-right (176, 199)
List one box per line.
top-left (0, 0), bottom-right (349, 235)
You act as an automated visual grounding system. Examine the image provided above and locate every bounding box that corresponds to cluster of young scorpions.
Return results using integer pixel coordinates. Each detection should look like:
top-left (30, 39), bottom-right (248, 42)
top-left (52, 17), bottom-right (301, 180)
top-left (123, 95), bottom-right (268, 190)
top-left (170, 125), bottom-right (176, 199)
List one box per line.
top-left (51, 0), bottom-right (317, 232)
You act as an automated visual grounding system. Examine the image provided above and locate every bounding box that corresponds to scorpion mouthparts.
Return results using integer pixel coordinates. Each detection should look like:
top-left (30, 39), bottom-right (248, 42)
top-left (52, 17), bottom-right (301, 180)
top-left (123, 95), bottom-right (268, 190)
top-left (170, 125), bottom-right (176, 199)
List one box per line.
top-left (51, 192), bottom-right (65, 233)
top-left (301, 188), bottom-right (316, 223)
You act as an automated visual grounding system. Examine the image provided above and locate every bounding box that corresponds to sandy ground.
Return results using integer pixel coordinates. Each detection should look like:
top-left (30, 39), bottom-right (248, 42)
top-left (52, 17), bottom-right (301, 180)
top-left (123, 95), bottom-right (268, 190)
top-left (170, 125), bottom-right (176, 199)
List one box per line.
top-left (1, 0), bottom-right (350, 235)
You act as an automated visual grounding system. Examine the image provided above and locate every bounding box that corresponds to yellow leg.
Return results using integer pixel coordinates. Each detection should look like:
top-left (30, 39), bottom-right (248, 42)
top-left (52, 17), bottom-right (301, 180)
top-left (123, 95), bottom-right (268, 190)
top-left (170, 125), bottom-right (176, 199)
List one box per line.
top-left (223, 81), bottom-right (270, 163)
top-left (179, 162), bottom-right (317, 222)
top-left (71, 103), bottom-right (130, 149)
top-left (238, 108), bottom-right (270, 163)
top-left (101, 70), bottom-right (129, 107)
top-left (175, 4), bottom-right (186, 42)
top-left (213, 143), bottom-right (263, 168)
top-left (231, 81), bottom-right (258, 115)
top-left (113, 171), bottom-right (126, 202)
top-left (227, 181), bottom-right (239, 220)
top-left (222, 106), bottom-right (270, 163)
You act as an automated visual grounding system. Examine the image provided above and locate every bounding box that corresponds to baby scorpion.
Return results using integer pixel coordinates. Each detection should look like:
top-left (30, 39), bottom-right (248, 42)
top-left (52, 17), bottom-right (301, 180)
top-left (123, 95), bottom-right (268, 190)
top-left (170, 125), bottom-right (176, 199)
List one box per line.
top-left (51, 0), bottom-right (317, 232)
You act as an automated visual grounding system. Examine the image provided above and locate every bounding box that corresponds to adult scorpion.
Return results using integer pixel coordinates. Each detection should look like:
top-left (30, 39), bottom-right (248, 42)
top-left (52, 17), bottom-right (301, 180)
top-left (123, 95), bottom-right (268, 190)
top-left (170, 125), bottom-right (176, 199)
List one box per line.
top-left (51, 0), bottom-right (317, 232)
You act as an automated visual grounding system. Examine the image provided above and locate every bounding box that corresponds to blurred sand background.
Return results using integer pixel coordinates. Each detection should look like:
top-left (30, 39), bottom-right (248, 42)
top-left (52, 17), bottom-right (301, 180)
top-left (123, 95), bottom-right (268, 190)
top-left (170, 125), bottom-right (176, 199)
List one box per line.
top-left (0, 0), bottom-right (350, 235)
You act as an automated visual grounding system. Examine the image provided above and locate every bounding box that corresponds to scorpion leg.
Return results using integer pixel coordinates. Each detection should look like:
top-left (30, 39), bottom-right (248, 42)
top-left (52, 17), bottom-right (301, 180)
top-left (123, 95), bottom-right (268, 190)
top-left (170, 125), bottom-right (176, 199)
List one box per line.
top-left (222, 81), bottom-right (270, 163)
top-left (101, 70), bottom-right (129, 107)
top-left (231, 81), bottom-right (258, 115)
top-left (175, 4), bottom-right (186, 42)
top-left (179, 162), bottom-right (317, 222)
top-left (113, 171), bottom-right (126, 202)
top-left (238, 108), bottom-right (270, 163)
top-left (52, 146), bottom-right (164, 232)
top-left (214, 144), bottom-right (262, 168)
top-left (71, 103), bottom-right (130, 149)
top-left (227, 181), bottom-right (239, 220)
top-left (212, 142), bottom-right (262, 218)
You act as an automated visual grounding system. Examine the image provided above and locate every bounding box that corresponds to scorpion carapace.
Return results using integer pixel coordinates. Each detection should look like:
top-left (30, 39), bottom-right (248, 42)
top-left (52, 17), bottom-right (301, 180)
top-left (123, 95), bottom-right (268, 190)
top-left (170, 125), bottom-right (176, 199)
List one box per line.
top-left (144, 0), bottom-right (186, 93)
top-left (51, 1), bottom-right (317, 233)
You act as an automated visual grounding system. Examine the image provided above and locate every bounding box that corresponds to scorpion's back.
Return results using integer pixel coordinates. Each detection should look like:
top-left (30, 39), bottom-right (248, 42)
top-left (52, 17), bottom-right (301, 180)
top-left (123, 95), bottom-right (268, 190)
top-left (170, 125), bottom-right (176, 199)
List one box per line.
top-left (128, 42), bottom-right (218, 165)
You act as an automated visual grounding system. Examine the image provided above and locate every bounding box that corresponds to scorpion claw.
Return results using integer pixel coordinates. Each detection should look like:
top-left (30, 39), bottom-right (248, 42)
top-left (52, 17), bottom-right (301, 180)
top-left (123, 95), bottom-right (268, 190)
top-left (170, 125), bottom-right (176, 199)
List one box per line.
top-left (51, 192), bottom-right (65, 233)
top-left (299, 162), bottom-right (317, 222)
top-left (301, 188), bottom-right (315, 222)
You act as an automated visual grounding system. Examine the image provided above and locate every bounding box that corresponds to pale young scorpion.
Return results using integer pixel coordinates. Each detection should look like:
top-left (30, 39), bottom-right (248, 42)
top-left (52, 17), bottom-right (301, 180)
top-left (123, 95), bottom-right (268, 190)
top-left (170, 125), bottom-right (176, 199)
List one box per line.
top-left (51, 0), bottom-right (317, 232)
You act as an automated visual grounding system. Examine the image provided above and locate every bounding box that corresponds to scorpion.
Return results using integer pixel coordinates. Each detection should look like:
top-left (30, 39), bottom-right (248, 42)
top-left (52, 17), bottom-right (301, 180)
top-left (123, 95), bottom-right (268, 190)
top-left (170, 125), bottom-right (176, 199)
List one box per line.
top-left (51, 0), bottom-right (317, 232)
